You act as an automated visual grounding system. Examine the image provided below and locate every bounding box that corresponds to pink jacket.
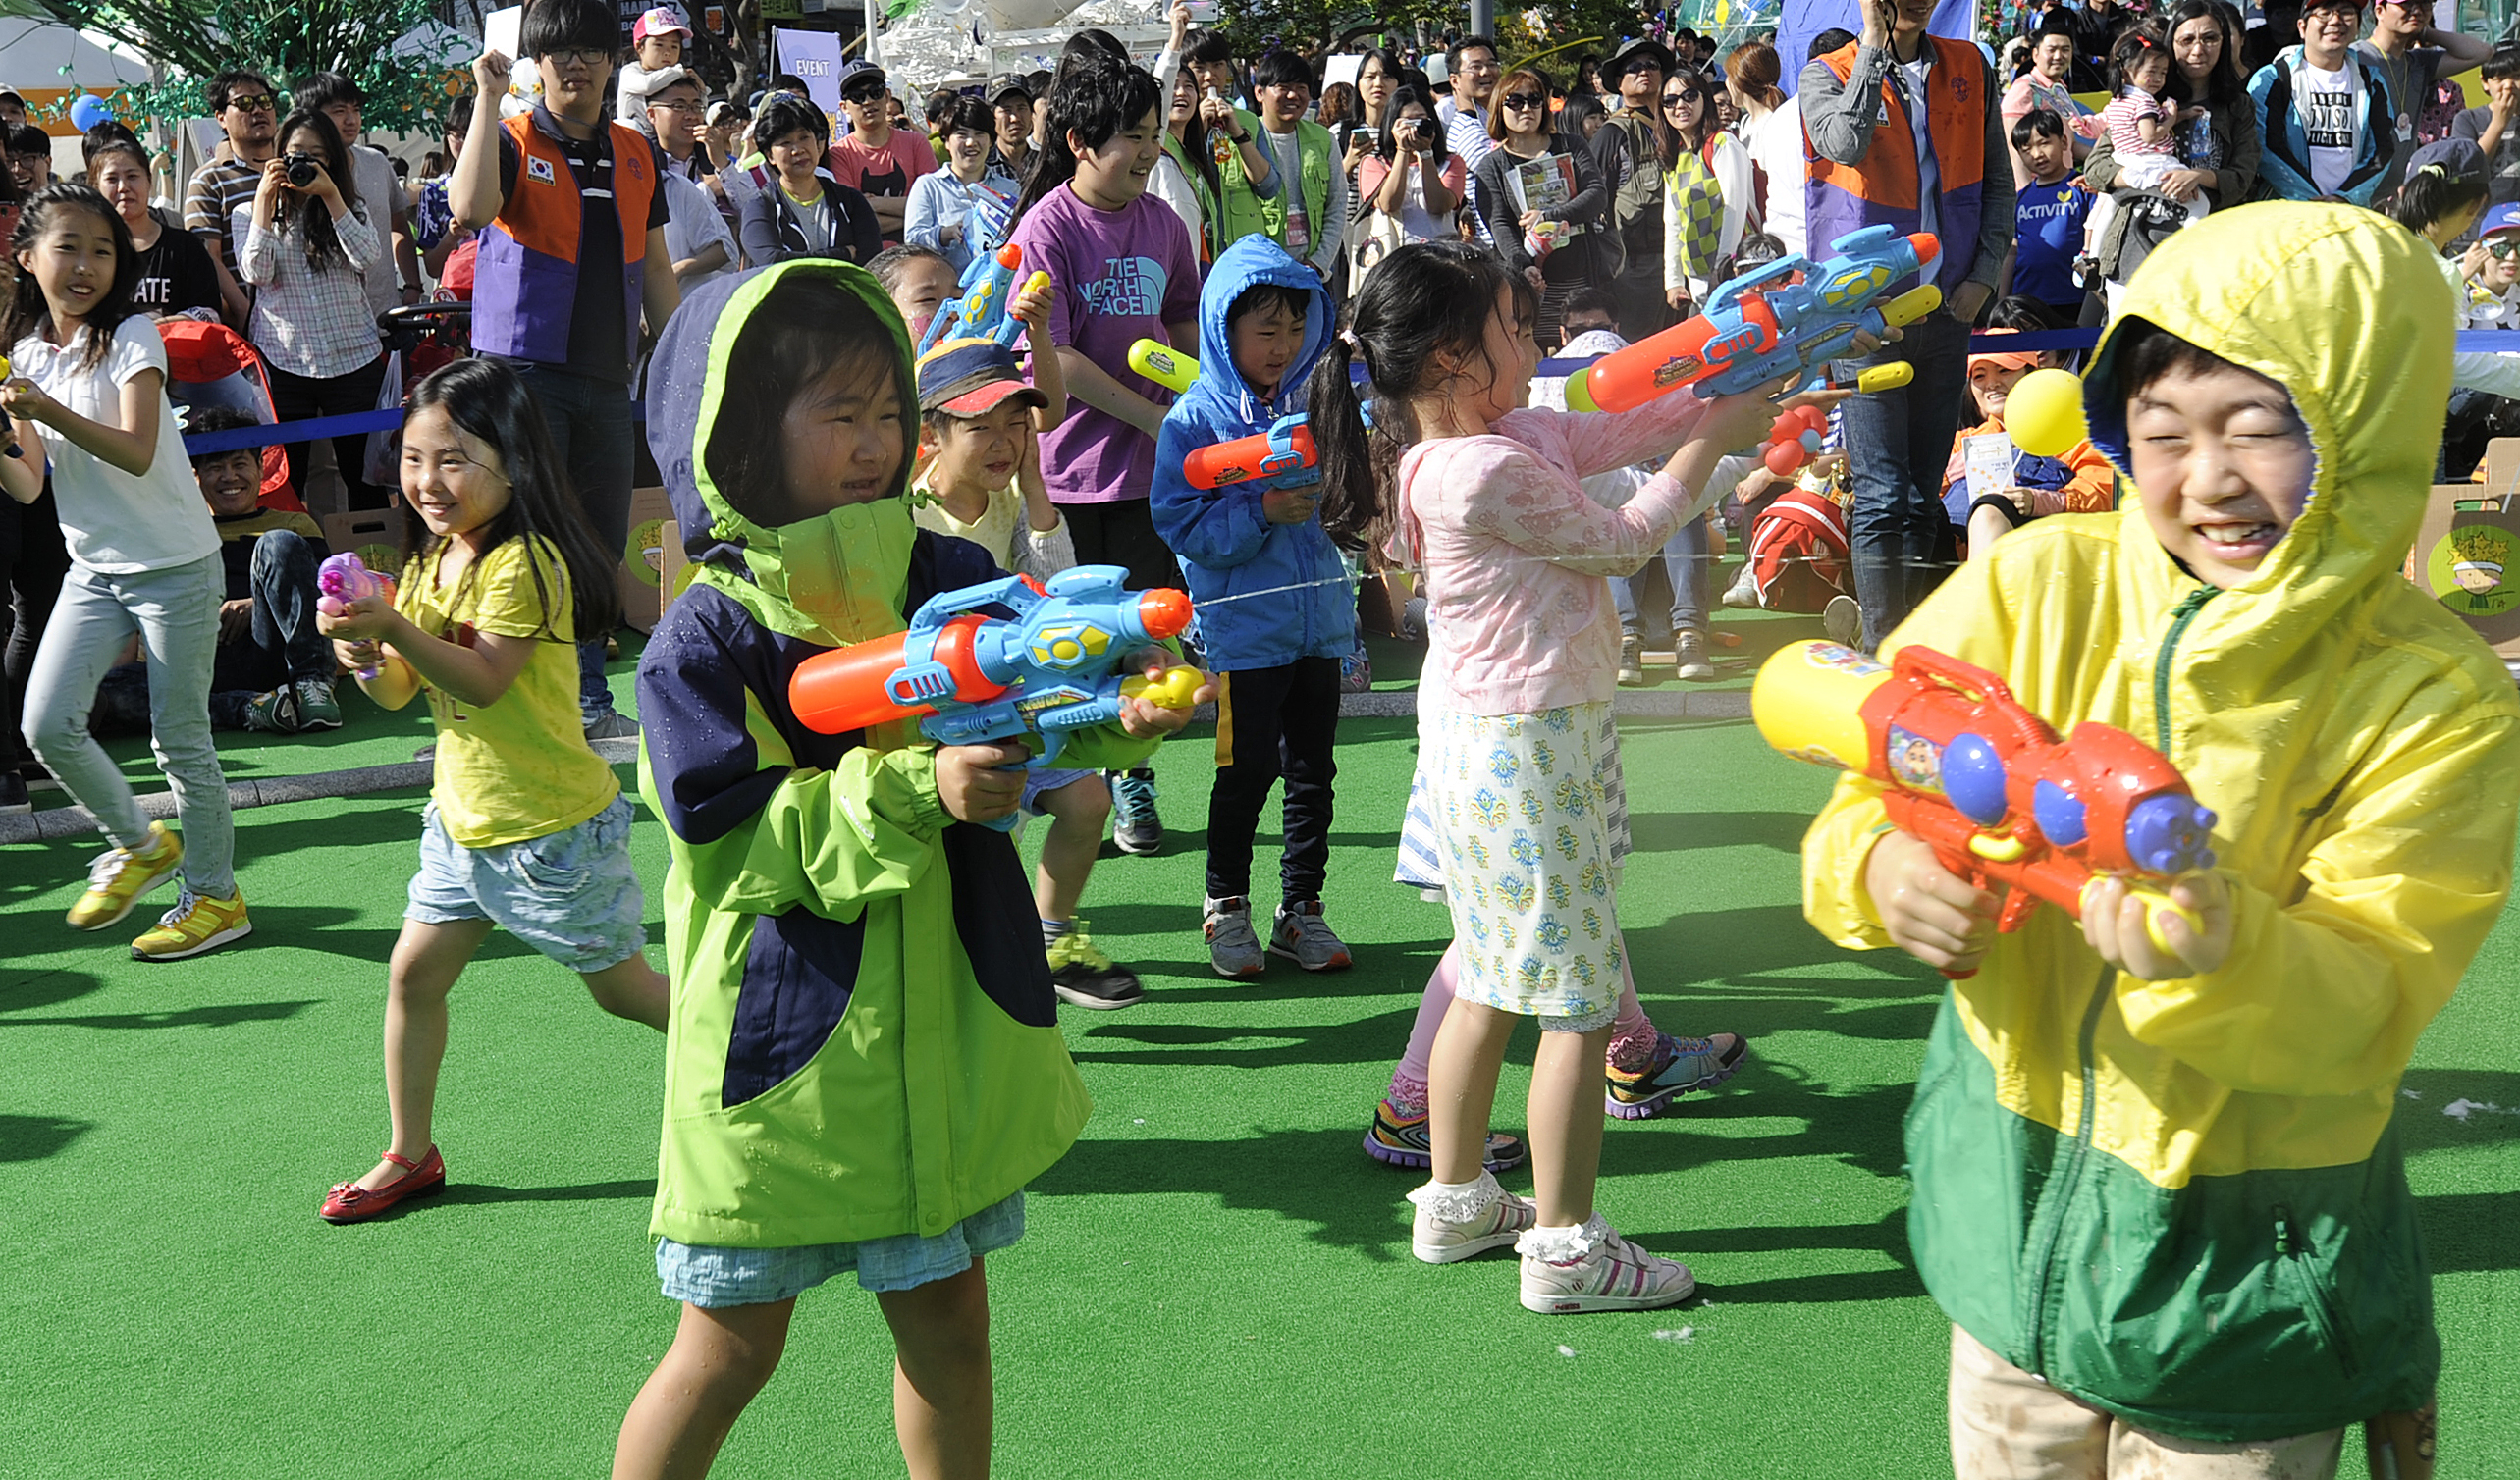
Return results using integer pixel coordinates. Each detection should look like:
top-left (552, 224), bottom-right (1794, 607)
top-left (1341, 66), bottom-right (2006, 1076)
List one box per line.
top-left (1391, 392), bottom-right (1711, 716)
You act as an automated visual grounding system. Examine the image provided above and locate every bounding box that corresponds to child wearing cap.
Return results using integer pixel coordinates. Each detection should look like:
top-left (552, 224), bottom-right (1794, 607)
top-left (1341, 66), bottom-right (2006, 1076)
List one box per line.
top-left (1940, 301), bottom-right (2116, 560)
top-left (617, 8), bottom-right (692, 124)
top-left (1149, 236), bottom-right (1358, 979)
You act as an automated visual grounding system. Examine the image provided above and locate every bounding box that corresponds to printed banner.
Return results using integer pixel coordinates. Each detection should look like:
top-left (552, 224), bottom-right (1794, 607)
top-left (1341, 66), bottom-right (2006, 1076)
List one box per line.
top-left (774, 27), bottom-right (846, 113)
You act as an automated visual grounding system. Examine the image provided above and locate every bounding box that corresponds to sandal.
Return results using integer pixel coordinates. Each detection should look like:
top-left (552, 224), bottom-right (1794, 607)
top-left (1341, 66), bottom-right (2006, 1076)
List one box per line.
top-left (319, 1145), bottom-right (447, 1224)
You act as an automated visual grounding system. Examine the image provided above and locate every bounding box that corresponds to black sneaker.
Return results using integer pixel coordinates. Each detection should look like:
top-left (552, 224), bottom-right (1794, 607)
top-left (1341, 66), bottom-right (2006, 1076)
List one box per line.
top-left (1048, 922), bottom-right (1146, 1009)
top-left (0, 770), bottom-right (27, 815)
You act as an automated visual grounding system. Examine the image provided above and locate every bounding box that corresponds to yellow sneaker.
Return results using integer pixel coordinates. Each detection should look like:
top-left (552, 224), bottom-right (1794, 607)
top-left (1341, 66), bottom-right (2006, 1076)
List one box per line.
top-left (132, 885), bottom-right (252, 962)
top-left (65, 822), bottom-right (184, 931)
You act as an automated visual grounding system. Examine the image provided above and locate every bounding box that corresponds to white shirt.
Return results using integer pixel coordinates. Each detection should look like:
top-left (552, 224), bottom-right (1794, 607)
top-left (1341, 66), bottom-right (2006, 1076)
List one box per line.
top-left (2296, 59), bottom-right (2362, 196)
top-left (12, 318), bottom-right (219, 575)
top-left (1148, 152), bottom-right (1206, 256)
top-left (1745, 99), bottom-right (1808, 256)
top-left (349, 144), bottom-right (404, 319)
top-left (661, 170), bottom-right (737, 291)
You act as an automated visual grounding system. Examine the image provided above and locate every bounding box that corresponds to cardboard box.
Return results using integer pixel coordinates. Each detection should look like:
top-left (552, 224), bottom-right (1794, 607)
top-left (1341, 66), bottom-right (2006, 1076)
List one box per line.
top-left (317, 508), bottom-right (408, 582)
top-left (617, 485), bottom-right (675, 634)
top-left (2407, 482), bottom-right (2520, 661)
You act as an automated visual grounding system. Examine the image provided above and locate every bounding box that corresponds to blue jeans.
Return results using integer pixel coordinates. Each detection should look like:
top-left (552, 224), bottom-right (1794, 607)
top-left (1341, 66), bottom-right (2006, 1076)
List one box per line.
top-left (1609, 516), bottom-right (1709, 642)
top-left (97, 529), bottom-right (332, 731)
top-left (505, 362), bottom-right (633, 721)
top-left (1840, 310), bottom-right (1969, 650)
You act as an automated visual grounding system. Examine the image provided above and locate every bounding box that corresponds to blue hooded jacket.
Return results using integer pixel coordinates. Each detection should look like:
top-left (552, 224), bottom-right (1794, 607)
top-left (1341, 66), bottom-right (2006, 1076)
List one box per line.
top-left (1148, 236), bottom-right (1356, 670)
top-left (2249, 46), bottom-right (2397, 207)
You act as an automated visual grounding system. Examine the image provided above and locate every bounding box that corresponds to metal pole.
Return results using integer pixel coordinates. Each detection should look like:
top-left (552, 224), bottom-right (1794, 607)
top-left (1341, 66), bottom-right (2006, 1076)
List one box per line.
top-left (864, 0), bottom-right (880, 64)
top-left (1470, 0), bottom-right (1493, 38)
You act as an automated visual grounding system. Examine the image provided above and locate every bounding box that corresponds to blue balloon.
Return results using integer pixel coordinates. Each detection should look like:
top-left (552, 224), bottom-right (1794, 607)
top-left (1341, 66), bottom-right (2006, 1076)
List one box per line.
top-left (69, 93), bottom-right (112, 132)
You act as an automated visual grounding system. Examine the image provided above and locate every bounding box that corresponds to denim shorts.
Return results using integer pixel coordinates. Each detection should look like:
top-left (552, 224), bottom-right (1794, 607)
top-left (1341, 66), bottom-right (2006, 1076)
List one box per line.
top-left (1019, 765), bottom-right (1097, 815)
top-left (656, 1191), bottom-right (1026, 1306)
top-left (406, 794), bottom-right (647, 974)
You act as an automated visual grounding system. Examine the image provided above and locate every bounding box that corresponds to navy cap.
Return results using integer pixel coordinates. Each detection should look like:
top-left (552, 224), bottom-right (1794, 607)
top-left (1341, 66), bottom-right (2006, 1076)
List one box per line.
top-left (2405, 135), bottom-right (2488, 186)
top-left (917, 338), bottom-right (1049, 416)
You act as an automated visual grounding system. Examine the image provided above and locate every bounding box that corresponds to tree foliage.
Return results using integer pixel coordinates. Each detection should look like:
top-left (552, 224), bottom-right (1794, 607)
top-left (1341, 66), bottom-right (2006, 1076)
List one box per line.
top-left (27, 0), bottom-right (464, 134)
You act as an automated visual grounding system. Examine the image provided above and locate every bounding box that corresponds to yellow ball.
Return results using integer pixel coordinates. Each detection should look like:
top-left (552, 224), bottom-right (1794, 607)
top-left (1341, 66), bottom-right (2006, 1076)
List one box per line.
top-left (2006, 367), bottom-right (2088, 458)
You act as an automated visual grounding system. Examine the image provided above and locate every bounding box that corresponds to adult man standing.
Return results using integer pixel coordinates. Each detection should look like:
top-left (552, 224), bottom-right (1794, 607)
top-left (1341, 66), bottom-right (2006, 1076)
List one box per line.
top-left (451, 0), bottom-right (680, 740)
top-left (989, 75), bottom-right (1038, 183)
top-left (1802, 0), bottom-right (2011, 650)
top-left (1440, 35), bottom-right (1500, 235)
top-left (2358, 0), bottom-right (2491, 193)
top-left (295, 73), bottom-right (426, 314)
top-left (185, 71), bottom-right (281, 279)
top-left (826, 65), bottom-right (935, 244)
top-left (1592, 36), bottom-right (1677, 341)
top-left (2251, 0), bottom-right (2399, 205)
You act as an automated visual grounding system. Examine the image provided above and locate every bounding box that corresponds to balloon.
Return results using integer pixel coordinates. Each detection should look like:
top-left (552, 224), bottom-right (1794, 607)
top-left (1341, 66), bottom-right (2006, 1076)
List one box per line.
top-left (2005, 367), bottom-right (2088, 458)
top-left (68, 93), bottom-right (113, 132)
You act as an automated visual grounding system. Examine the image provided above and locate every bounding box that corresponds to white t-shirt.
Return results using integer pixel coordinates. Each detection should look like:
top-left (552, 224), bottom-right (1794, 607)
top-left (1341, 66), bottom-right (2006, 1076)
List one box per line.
top-left (1746, 99), bottom-right (1808, 256)
top-left (349, 144), bottom-right (404, 319)
top-left (2296, 60), bottom-right (2362, 197)
top-left (13, 317), bottom-right (219, 575)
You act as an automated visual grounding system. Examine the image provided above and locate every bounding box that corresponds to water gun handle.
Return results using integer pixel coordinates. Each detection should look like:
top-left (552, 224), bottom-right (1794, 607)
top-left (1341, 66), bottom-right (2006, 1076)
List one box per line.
top-left (993, 272), bottom-right (1052, 347)
top-left (1119, 665), bottom-right (1205, 710)
top-left (2080, 877), bottom-right (2210, 961)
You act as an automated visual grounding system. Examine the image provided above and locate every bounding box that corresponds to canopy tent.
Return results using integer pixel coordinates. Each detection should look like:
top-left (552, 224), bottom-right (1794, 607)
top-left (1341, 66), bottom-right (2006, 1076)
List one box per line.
top-left (0, 16), bottom-right (151, 92)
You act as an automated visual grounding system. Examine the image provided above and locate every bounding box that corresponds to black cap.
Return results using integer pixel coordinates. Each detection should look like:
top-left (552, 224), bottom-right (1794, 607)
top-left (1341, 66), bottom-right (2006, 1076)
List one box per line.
top-left (839, 63), bottom-right (888, 102)
top-left (987, 73), bottom-right (1031, 105)
top-left (1607, 36), bottom-right (1676, 79)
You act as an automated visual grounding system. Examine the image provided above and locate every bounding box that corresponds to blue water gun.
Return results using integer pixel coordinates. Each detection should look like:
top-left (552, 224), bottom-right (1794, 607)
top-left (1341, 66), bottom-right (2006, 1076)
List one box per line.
top-left (788, 566), bottom-right (1203, 829)
top-left (916, 242), bottom-right (1051, 354)
top-left (1564, 225), bottom-right (1947, 413)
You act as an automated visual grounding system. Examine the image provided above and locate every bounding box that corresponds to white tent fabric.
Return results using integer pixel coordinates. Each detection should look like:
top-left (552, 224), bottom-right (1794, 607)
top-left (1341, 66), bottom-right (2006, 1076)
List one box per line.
top-left (0, 18), bottom-right (152, 90)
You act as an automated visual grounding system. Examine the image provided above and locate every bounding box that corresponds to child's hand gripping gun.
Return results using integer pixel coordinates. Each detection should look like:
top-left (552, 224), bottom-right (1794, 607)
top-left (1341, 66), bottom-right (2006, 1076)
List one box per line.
top-left (1127, 340), bottom-right (1359, 491)
top-left (316, 552), bottom-right (399, 679)
top-left (788, 564), bottom-right (1205, 831)
top-left (1564, 224), bottom-right (1945, 414)
top-left (917, 243), bottom-right (1052, 354)
top-left (1752, 639), bottom-right (2219, 978)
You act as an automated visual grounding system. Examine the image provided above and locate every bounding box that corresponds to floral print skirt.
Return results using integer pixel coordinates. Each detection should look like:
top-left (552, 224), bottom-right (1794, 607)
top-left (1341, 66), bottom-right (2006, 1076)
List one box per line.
top-left (1421, 701), bottom-right (1623, 1019)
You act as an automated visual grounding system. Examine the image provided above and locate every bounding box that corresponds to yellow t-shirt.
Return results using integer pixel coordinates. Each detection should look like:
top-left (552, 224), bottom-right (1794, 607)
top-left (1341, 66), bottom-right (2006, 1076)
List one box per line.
top-left (397, 534), bottom-right (617, 849)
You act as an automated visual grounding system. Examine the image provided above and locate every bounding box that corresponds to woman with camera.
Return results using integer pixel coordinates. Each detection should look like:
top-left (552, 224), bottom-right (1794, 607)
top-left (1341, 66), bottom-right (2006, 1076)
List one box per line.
top-left (1353, 83), bottom-right (1465, 288)
top-left (233, 108), bottom-right (388, 509)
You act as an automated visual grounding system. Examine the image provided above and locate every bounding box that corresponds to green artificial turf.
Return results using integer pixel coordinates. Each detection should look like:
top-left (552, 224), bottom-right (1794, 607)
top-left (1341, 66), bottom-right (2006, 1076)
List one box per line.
top-left (3, 660), bottom-right (2516, 1477)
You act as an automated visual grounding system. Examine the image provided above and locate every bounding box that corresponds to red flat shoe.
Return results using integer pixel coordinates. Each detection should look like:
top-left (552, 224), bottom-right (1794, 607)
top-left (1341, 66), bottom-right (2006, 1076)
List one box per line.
top-left (319, 1146), bottom-right (447, 1224)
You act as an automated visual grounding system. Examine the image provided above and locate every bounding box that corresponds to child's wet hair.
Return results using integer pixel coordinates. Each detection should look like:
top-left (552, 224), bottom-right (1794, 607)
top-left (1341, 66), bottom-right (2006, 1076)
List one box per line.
top-left (869, 241), bottom-right (951, 297)
top-left (1011, 53), bottom-right (1162, 226)
top-left (2111, 319), bottom-right (2300, 431)
top-left (2, 183), bottom-right (137, 376)
top-left (1313, 241), bottom-right (1537, 546)
top-left (706, 271), bottom-right (915, 526)
top-left (406, 358), bottom-right (620, 640)
top-left (1226, 280), bottom-right (1312, 331)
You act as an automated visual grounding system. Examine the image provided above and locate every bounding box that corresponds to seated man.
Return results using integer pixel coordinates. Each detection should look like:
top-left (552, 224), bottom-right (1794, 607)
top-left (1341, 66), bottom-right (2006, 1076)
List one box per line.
top-left (93, 409), bottom-right (341, 737)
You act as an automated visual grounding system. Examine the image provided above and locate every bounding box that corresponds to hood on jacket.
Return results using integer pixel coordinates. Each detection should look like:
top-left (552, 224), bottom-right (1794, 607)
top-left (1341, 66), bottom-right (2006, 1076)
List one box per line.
top-left (645, 259), bottom-right (925, 647)
top-left (2082, 202), bottom-right (2452, 650)
top-left (1190, 234), bottom-right (1332, 426)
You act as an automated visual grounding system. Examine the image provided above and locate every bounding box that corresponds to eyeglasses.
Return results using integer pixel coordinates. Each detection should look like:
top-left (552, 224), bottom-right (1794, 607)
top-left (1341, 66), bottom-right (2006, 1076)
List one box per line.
top-left (1462, 58), bottom-right (1500, 73)
top-left (224, 93), bottom-right (277, 114)
top-left (653, 96), bottom-right (705, 114)
top-left (547, 47), bottom-right (609, 69)
top-left (1502, 91), bottom-right (1545, 110)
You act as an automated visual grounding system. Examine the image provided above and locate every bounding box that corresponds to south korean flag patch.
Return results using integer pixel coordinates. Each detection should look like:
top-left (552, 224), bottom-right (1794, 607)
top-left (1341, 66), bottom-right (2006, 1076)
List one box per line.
top-left (525, 155), bottom-right (557, 185)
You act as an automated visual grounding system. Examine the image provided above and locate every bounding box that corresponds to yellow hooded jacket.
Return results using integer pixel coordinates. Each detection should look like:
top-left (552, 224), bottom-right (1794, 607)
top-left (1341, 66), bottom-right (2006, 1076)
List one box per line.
top-left (1802, 204), bottom-right (2520, 1439)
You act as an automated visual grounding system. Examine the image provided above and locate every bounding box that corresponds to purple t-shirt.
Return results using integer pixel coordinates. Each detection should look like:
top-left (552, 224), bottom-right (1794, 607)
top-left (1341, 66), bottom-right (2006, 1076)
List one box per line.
top-left (1008, 185), bottom-right (1201, 504)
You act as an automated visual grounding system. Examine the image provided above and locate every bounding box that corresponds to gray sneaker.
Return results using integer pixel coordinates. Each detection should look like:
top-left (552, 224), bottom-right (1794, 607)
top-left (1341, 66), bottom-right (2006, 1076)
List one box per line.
top-left (1205, 895), bottom-right (1265, 978)
top-left (1616, 633), bottom-right (1647, 687)
top-left (583, 710), bottom-right (642, 742)
top-left (1674, 630), bottom-right (1718, 682)
top-left (1270, 900), bottom-right (1353, 972)
top-left (1823, 594), bottom-right (1863, 648)
top-left (244, 676), bottom-right (342, 733)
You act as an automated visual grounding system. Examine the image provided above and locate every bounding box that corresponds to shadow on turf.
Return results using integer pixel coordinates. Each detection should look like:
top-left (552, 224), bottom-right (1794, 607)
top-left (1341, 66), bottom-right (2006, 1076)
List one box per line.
top-left (434, 1178), bottom-right (656, 1209)
top-left (0, 1112), bottom-right (94, 1162)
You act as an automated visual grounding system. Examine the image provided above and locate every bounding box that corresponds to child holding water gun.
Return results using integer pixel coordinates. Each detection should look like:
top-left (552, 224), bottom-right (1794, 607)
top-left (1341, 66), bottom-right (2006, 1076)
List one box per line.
top-left (1313, 240), bottom-right (1831, 1312)
top-left (1, 183), bottom-right (245, 960)
top-left (615, 260), bottom-right (1203, 1479)
top-left (1803, 206), bottom-right (2517, 1474)
top-left (311, 358), bottom-right (668, 1223)
top-left (1150, 236), bottom-right (1358, 978)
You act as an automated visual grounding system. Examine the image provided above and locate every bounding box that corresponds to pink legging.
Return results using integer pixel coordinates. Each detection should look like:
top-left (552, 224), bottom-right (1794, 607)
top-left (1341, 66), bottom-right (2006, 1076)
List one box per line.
top-left (1393, 936), bottom-right (1660, 1091)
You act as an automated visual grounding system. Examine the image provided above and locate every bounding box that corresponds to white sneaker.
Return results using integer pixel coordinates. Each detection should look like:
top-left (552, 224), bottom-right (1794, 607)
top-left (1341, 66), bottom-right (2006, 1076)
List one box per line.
top-left (1406, 1172), bottom-right (1537, 1265)
top-left (1822, 594), bottom-right (1863, 649)
top-left (1518, 1217), bottom-right (1696, 1313)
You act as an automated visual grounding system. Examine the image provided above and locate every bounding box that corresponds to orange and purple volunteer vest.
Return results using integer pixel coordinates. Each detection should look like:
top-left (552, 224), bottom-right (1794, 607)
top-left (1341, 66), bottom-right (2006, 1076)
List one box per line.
top-left (474, 110), bottom-right (656, 365)
top-left (1804, 38), bottom-right (1985, 299)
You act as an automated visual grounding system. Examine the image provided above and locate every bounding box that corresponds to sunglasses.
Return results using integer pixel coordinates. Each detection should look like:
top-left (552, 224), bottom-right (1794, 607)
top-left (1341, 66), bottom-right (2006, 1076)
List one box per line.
top-left (2490, 238), bottom-right (2520, 259)
top-left (1502, 91), bottom-right (1545, 110)
top-left (1663, 89), bottom-right (1704, 106)
top-left (224, 93), bottom-right (277, 114)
